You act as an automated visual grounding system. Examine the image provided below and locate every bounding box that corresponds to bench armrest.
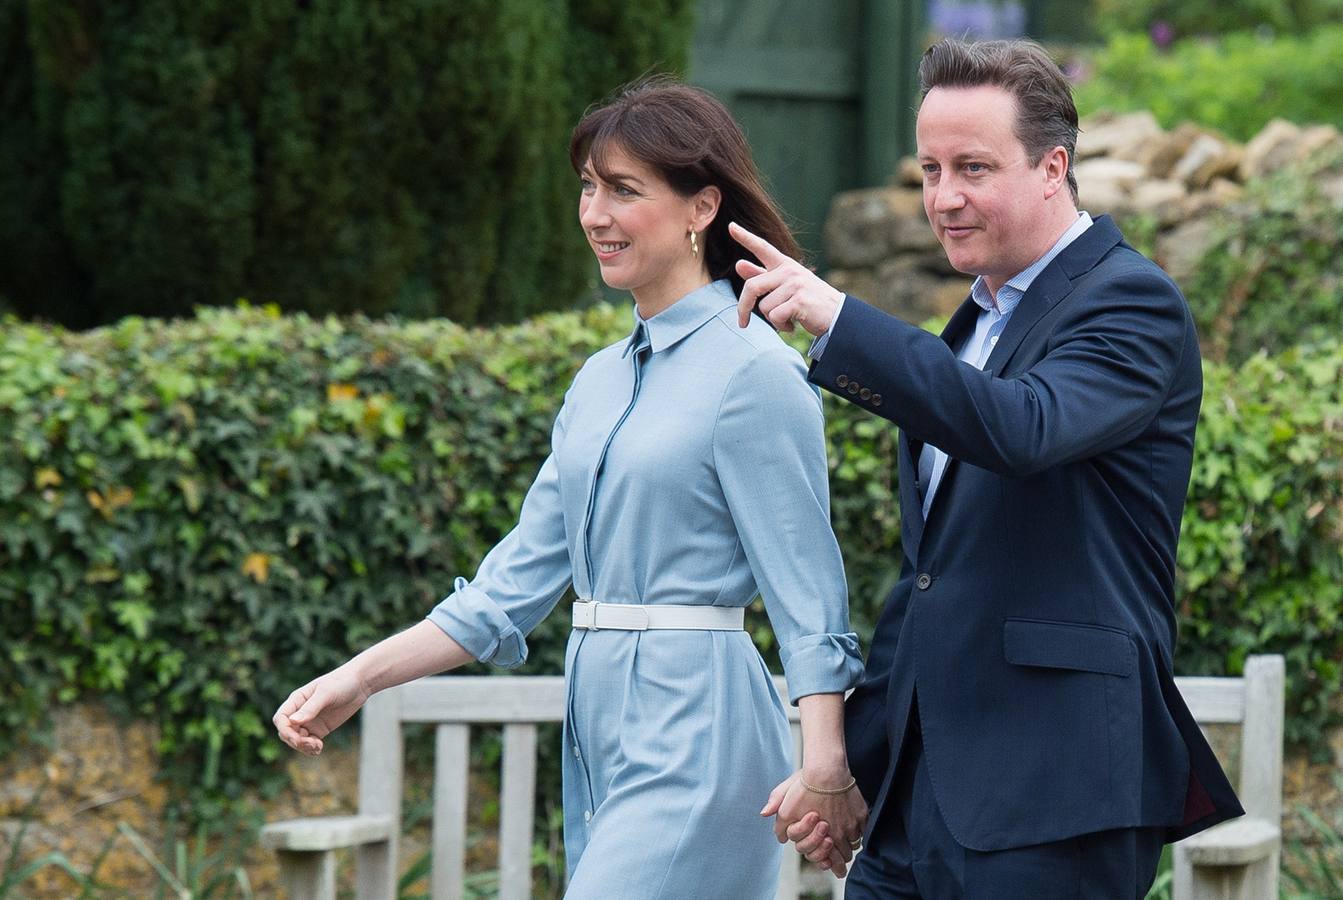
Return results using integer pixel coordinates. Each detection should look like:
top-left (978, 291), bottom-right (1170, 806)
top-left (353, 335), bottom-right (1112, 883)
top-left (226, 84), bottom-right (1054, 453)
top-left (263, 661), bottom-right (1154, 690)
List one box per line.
top-left (1179, 816), bottom-right (1280, 866)
top-left (261, 814), bottom-right (394, 852)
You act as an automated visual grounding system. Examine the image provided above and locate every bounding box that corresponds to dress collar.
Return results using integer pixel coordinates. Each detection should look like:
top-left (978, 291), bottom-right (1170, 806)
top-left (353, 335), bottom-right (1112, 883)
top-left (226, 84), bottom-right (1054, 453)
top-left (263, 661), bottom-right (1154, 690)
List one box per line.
top-left (622, 279), bottom-right (737, 358)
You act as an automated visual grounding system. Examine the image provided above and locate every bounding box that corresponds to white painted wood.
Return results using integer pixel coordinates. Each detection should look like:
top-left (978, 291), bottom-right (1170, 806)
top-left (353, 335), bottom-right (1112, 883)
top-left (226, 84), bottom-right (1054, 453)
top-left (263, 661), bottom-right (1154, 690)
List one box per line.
top-left (1171, 677), bottom-right (1245, 724)
top-left (1171, 655), bottom-right (1285, 900)
top-left (263, 657), bottom-right (1284, 900)
top-left (275, 849), bottom-right (337, 900)
top-left (400, 677), bottom-right (806, 725)
top-left (1180, 817), bottom-right (1281, 865)
top-left (499, 723), bottom-right (539, 900)
top-left (775, 719), bottom-right (804, 900)
top-left (356, 688), bottom-right (402, 900)
top-left (432, 724), bottom-right (470, 900)
top-left (832, 853), bottom-right (851, 900)
top-left (772, 676), bottom-right (805, 722)
top-left (400, 677), bottom-right (567, 722)
top-left (260, 814), bottom-right (392, 851)
top-left (1179, 849), bottom-right (1278, 900)
top-left (1238, 655), bottom-right (1285, 821)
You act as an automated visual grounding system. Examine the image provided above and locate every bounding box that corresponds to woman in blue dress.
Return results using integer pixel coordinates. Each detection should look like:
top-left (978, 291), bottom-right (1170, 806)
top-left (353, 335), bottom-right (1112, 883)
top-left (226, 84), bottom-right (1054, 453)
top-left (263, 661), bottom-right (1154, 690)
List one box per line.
top-left (274, 80), bottom-right (867, 898)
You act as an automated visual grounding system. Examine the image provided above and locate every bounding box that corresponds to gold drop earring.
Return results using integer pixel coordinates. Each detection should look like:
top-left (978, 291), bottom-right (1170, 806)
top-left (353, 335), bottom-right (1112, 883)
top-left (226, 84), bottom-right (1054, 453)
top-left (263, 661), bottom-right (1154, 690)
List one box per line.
top-left (689, 229), bottom-right (698, 257)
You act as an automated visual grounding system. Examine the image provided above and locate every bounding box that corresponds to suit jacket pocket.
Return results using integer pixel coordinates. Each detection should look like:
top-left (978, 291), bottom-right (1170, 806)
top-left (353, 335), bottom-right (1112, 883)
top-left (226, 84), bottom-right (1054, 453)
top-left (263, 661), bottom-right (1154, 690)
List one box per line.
top-left (1003, 617), bottom-right (1136, 677)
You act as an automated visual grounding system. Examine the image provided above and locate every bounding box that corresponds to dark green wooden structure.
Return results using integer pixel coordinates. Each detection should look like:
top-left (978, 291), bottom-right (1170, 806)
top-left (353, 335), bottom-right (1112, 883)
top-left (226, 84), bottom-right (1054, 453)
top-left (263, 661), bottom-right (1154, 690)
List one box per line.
top-left (690, 0), bottom-right (927, 264)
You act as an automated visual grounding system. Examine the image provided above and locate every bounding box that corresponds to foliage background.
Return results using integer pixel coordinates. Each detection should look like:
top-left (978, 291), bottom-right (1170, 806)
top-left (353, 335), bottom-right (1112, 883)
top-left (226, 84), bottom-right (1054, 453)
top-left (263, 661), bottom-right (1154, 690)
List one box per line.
top-left (1090, 0), bottom-right (1343, 38)
top-left (2, 289), bottom-right (1340, 819)
top-left (0, 0), bottom-right (694, 329)
top-left (1073, 25), bottom-right (1343, 141)
top-left (1180, 150), bottom-right (1343, 365)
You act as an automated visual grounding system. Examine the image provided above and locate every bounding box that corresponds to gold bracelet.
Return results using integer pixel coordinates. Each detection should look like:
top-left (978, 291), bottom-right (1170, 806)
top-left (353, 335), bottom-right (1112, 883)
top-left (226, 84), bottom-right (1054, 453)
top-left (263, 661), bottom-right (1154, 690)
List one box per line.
top-left (799, 774), bottom-right (857, 795)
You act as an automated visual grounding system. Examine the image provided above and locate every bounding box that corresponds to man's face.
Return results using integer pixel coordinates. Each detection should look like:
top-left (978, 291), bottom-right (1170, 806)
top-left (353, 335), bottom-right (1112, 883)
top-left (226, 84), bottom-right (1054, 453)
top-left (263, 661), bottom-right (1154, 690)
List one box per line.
top-left (916, 85), bottom-right (1059, 295)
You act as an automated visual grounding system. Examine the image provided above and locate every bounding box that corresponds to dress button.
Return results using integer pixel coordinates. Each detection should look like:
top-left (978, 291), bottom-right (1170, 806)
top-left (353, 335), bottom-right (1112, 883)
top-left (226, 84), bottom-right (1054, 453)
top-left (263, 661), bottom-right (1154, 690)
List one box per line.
top-left (859, 387), bottom-right (871, 400)
top-left (584, 810), bottom-right (593, 823)
top-left (916, 573), bottom-right (933, 590)
top-left (847, 382), bottom-right (860, 395)
top-left (573, 745), bottom-right (581, 759)
top-left (837, 375), bottom-right (849, 388)
top-left (872, 394), bottom-right (883, 407)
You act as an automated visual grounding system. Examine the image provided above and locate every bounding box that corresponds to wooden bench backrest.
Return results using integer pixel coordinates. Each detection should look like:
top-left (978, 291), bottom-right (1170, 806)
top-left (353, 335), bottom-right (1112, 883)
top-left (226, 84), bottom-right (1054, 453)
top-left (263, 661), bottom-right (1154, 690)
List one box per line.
top-left (355, 656), bottom-right (1285, 900)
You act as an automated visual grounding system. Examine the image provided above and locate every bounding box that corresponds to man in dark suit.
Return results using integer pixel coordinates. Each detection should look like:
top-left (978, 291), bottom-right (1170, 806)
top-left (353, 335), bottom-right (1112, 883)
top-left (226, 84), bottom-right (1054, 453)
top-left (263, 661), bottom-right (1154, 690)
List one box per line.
top-left (739, 38), bottom-right (1243, 898)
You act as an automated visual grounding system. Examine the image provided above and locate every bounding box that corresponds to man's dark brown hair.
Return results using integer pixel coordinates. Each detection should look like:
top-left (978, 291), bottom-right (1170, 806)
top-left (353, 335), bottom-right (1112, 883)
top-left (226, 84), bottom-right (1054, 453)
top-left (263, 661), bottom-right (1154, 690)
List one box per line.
top-left (918, 38), bottom-right (1080, 203)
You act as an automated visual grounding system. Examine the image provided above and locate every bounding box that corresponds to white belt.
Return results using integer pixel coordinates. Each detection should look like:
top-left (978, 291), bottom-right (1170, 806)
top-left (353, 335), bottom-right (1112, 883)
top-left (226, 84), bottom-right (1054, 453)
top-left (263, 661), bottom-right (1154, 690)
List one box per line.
top-left (571, 600), bottom-right (745, 632)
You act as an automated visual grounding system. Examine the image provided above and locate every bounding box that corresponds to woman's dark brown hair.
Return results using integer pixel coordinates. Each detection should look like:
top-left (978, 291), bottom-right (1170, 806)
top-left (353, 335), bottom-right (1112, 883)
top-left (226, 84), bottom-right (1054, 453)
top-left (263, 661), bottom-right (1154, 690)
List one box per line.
top-left (568, 77), bottom-right (801, 299)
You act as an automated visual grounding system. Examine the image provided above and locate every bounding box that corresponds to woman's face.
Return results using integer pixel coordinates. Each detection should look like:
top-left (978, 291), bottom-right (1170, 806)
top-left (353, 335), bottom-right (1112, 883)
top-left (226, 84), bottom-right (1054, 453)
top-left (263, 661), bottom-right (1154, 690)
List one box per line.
top-left (578, 144), bottom-right (711, 300)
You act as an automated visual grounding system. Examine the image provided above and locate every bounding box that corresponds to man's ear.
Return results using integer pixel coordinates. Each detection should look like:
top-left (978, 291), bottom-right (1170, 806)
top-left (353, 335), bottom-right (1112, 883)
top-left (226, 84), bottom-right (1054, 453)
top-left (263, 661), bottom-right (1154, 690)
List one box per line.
top-left (691, 185), bottom-right (722, 232)
top-left (1041, 146), bottom-right (1070, 200)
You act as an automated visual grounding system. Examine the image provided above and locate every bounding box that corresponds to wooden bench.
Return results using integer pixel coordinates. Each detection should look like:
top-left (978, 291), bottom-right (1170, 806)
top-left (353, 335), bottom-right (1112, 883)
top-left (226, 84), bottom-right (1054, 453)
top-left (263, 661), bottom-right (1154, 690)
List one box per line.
top-left (1173, 654), bottom-right (1285, 900)
top-left (262, 655), bottom-right (1285, 900)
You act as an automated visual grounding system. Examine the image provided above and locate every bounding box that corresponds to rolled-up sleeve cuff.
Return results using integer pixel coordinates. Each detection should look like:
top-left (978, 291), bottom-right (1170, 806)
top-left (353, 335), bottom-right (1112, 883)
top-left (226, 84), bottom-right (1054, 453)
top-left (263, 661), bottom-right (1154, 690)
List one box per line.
top-left (778, 631), bottom-right (864, 704)
top-left (425, 577), bottom-right (529, 669)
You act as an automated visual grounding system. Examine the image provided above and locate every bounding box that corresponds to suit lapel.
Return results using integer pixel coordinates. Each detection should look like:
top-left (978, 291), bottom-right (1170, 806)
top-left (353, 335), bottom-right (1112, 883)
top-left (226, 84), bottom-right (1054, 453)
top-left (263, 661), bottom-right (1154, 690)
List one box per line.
top-left (900, 296), bottom-right (980, 562)
top-left (983, 215), bottom-right (1125, 376)
top-left (916, 216), bottom-right (1127, 540)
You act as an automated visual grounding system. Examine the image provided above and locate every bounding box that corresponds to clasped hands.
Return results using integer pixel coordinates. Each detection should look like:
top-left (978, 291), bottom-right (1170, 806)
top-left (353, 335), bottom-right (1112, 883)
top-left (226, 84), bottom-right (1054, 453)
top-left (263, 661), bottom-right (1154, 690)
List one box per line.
top-left (761, 768), bottom-right (869, 878)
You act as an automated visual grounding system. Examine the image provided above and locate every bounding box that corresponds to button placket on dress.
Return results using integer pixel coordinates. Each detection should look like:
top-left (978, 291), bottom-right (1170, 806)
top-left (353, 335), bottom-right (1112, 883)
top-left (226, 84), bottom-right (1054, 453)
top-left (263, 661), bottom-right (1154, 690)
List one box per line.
top-left (566, 324), bottom-right (650, 828)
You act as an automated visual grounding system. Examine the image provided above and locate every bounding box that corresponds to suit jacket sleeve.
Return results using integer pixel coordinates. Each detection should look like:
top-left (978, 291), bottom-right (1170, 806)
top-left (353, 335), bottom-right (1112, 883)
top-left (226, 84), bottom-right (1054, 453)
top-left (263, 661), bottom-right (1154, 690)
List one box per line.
top-left (809, 265), bottom-right (1194, 478)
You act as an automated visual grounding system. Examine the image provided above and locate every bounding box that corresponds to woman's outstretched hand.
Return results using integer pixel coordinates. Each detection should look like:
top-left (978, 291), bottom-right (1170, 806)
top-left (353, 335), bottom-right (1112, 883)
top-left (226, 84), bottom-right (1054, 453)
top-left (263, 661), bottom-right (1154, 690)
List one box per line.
top-left (273, 665), bottom-right (370, 757)
top-left (761, 769), bottom-right (868, 878)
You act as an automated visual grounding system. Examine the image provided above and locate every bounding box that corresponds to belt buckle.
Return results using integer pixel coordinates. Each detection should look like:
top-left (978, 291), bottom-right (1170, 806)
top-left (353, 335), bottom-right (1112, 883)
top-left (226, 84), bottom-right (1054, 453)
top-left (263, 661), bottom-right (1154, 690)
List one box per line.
top-left (574, 599), bottom-right (599, 631)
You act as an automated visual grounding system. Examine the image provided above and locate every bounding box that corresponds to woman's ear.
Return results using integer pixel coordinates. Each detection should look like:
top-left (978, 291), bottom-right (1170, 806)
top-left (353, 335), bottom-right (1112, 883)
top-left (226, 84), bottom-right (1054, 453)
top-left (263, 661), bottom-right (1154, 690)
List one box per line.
top-left (691, 185), bottom-right (722, 232)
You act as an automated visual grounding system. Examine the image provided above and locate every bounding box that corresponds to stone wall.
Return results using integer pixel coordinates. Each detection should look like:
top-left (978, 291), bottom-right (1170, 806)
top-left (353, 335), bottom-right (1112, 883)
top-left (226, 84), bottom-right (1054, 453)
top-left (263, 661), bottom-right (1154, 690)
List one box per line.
top-left (0, 703), bottom-right (479, 897)
top-left (823, 112), bottom-right (1343, 322)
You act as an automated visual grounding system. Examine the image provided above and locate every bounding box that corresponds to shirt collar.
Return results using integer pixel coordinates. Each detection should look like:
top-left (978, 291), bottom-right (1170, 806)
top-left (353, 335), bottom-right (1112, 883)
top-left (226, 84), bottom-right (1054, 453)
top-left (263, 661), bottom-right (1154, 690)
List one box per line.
top-left (622, 279), bottom-right (737, 358)
top-left (970, 211), bottom-right (1094, 315)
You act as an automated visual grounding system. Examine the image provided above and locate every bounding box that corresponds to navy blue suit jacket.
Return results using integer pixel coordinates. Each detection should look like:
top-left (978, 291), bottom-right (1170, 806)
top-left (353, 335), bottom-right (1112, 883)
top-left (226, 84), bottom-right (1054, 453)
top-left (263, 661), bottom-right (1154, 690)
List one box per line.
top-left (809, 216), bottom-right (1242, 851)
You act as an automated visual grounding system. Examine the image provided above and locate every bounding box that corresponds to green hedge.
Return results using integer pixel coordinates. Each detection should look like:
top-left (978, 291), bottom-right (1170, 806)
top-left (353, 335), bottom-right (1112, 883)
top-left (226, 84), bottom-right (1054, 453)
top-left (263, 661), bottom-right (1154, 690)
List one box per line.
top-left (1091, 0), bottom-right (1343, 38)
top-left (1074, 27), bottom-right (1343, 141)
top-left (0, 0), bottom-right (693, 328)
top-left (2, 304), bottom-right (1340, 811)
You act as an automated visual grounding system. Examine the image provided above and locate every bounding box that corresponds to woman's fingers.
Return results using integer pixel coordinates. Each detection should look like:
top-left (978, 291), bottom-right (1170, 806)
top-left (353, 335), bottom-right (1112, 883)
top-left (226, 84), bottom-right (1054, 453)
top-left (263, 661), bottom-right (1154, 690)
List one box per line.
top-left (760, 778), bottom-right (790, 818)
top-left (274, 680), bottom-right (333, 755)
top-left (786, 816), bottom-right (823, 843)
top-left (793, 819), bottom-right (831, 859)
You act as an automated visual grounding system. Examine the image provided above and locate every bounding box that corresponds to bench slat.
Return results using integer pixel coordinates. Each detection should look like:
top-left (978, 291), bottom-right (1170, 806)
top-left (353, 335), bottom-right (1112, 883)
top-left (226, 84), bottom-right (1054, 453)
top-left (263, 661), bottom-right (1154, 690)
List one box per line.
top-left (399, 676), bottom-right (808, 724)
top-left (402, 677), bottom-right (567, 722)
top-left (500, 723), bottom-right (539, 900)
top-left (1180, 816), bottom-right (1281, 866)
top-left (260, 814), bottom-right (393, 851)
top-left (1171, 677), bottom-right (1244, 723)
top-left (433, 724), bottom-right (470, 900)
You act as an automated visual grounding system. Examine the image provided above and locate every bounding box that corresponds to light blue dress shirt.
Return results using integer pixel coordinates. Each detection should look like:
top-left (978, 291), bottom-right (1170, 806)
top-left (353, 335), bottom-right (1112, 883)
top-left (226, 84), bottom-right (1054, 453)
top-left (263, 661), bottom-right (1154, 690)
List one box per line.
top-left (915, 212), bottom-right (1093, 516)
top-left (427, 279), bottom-right (863, 899)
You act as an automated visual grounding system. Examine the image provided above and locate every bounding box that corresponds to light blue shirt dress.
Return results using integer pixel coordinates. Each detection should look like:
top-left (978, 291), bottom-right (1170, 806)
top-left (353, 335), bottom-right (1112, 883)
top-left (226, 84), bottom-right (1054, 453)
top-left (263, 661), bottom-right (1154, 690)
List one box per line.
top-left (427, 279), bottom-right (864, 899)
